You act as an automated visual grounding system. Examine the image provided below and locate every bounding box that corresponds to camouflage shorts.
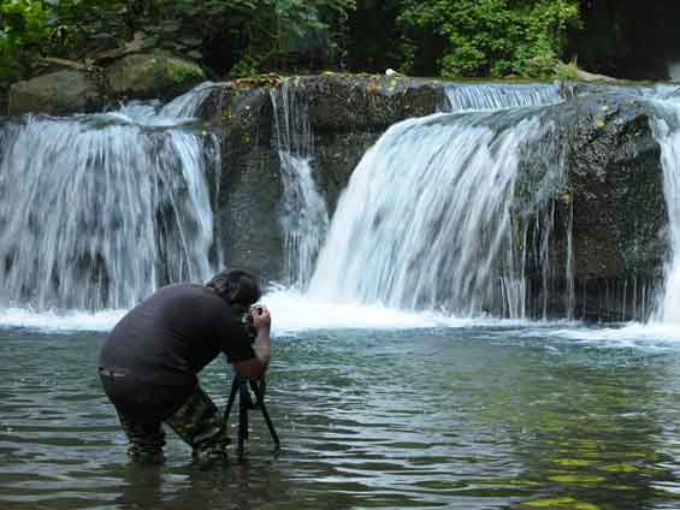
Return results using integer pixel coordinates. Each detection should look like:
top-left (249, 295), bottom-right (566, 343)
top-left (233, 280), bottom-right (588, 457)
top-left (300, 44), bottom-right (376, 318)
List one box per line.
top-left (166, 386), bottom-right (231, 462)
top-left (111, 383), bottom-right (230, 464)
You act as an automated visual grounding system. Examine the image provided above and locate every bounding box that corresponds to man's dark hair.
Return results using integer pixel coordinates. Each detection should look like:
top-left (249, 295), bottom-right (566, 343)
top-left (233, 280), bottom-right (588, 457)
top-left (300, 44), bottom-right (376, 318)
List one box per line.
top-left (206, 269), bottom-right (261, 305)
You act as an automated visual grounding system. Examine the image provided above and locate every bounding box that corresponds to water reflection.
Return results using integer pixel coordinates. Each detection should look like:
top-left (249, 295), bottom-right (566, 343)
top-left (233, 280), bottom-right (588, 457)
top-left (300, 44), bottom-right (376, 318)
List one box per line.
top-left (2, 327), bottom-right (680, 509)
top-left (500, 350), bottom-right (673, 509)
top-left (112, 461), bottom-right (294, 510)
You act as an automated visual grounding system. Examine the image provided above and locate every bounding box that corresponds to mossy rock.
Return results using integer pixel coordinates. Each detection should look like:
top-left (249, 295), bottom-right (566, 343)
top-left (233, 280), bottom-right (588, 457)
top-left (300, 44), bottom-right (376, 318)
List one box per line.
top-left (8, 70), bottom-right (102, 116)
top-left (105, 51), bottom-right (205, 100)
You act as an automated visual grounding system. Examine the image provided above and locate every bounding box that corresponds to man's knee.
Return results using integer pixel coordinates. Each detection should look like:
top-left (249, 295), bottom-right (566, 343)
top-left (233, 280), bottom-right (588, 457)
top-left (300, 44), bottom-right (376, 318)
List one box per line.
top-left (166, 386), bottom-right (229, 454)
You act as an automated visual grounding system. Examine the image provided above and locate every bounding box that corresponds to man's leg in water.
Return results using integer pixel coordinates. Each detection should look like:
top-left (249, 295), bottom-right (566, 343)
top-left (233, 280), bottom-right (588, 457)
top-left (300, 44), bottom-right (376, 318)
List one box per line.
top-left (116, 411), bottom-right (166, 463)
top-left (100, 374), bottom-right (169, 463)
top-left (166, 385), bottom-right (230, 461)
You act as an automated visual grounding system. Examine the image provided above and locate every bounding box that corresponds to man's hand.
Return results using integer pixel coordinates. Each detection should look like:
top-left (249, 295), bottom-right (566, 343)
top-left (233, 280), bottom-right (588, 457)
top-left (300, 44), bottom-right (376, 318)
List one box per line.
top-left (250, 306), bottom-right (271, 331)
top-left (234, 305), bottom-right (271, 380)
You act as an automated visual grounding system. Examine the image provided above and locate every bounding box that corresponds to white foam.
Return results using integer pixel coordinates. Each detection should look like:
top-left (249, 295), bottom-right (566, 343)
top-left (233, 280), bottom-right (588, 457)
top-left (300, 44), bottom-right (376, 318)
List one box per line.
top-left (261, 289), bottom-right (527, 335)
top-left (0, 291), bottom-right (459, 334)
top-left (0, 308), bottom-right (125, 333)
top-left (0, 291), bottom-right (563, 335)
top-left (522, 321), bottom-right (680, 349)
top-left (0, 292), bottom-right (676, 342)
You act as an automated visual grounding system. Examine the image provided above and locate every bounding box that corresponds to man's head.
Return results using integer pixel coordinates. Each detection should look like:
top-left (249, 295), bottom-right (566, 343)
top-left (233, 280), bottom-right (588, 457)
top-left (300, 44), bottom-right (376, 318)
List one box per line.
top-left (206, 269), bottom-right (261, 306)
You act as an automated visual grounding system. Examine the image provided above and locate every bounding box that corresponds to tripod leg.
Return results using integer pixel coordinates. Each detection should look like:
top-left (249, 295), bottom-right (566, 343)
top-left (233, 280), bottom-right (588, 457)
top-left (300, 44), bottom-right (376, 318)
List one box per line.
top-left (223, 375), bottom-right (240, 423)
top-left (249, 380), bottom-right (280, 449)
top-left (237, 381), bottom-right (248, 461)
top-left (258, 402), bottom-right (280, 449)
top-left (241, 383), bottom-right (250, 441)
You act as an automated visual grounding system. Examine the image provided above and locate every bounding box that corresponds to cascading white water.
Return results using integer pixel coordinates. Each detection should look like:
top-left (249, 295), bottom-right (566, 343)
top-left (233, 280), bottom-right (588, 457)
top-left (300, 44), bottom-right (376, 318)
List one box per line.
top-left (308, 109), bottom-right (569, 318)
top-left (0, 85), bottom-right (217, 310)
top-left (445, 83), bottom-right (563, 111)
top-left (650, 99), bottom-right (680, 323)
top-left (160, 81), bottom-right (224, 118)
top-left (270, 80), bottom-right (329, 287)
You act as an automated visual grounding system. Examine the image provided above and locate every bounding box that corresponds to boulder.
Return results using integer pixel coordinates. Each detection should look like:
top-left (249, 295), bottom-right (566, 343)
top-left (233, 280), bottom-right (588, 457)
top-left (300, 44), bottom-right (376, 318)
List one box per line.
top-left (105, 52), bottom-right (205, 101)
top-left (533, 94), bottom-right (666, 320)
top-left (8, 70), bottom-right (101, 116)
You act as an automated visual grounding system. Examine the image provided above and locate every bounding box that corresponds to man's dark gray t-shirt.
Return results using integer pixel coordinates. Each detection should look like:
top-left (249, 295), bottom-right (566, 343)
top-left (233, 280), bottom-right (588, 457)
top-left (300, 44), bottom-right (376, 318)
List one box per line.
top-left (99, 283), bottom-right (255, 387)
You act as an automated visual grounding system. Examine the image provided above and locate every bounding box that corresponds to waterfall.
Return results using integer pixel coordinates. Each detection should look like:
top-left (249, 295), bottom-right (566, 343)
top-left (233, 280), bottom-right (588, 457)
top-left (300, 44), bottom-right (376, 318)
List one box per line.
top-left (270, 80), bottom-right (329, 288)
top-left (650, 99), bottom-right (680, 323)
top-left (160, 81), bottom-right (224, 118)
top-left (308, 109), bottom-right (570, 318)
top-left (445, 83), bottom-right (563, 111)
top-left (0, 85), bottom-right (218, 311)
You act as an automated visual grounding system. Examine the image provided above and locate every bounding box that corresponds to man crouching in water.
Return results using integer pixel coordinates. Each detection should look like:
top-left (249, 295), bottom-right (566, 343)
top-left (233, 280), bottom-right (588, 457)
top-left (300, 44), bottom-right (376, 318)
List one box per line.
top-left (98, 268), bottom-right (271, 463)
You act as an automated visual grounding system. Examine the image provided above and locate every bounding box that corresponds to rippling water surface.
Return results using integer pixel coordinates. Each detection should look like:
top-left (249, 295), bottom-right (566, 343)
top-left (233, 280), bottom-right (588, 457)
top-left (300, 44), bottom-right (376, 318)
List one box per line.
top-left (4, 323), bottom-right (680, 510)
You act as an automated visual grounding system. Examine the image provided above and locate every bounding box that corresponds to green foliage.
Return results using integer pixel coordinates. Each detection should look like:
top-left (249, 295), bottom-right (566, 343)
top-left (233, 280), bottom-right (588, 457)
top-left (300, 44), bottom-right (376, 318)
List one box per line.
top-left (45, 1), bottom-right (132, 57)
top-left (554, 59), bottom-right (581, 81)
top-left (1, 0), bottom-right (357, 88)
top-left (0, 0), bottom-right (52, 85)
top-left (54, 0), bottom-right (358, 72)
top-left (224, 0), bottom-right (356, 74)
top-left (0, 0), bottom-right (583, 91)
top-left (398, 0), bottom-right (581, 79)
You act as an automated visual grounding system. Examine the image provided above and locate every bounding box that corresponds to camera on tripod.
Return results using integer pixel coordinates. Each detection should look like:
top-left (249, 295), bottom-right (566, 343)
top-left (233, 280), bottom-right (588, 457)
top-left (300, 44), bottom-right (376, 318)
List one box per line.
top-left (241, 305), bottom-right (262, 339)
top-left (224, 374), bottom-right (280, 461)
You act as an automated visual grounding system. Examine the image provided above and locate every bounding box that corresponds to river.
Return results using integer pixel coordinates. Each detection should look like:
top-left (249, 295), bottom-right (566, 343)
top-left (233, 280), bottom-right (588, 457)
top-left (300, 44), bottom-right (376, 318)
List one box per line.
top-left (2, 304), bottom-right (680, 510)
top-left (3, 80), bottom-right (680, 509)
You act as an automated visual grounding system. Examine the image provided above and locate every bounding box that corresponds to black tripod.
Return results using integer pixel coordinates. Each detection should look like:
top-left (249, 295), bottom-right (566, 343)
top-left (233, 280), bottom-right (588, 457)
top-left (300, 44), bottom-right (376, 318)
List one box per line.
top-left (223, 374), bottom-right (280, 461)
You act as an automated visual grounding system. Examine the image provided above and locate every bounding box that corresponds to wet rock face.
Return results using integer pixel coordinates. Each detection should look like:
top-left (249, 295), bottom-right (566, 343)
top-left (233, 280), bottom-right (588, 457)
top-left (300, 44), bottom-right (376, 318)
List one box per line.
top-left (212, 76), bottom-right (669, 321)
top-left (567, 95), bottom-right (665, 279)
top-left (302, 74), bottom-right (445, 132)
top-left (303, 75), bottom-right (445, 211)
top-left (314, 131), bottom-right (380, 212)
top-left (211, 75), bottom-right (446, 280)
top-left (211, 86), bottom-right (282, 281)
top-left (572, 95), bottom-right (666, 320)
top-left (530, 93), bottom-right (666, 320)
